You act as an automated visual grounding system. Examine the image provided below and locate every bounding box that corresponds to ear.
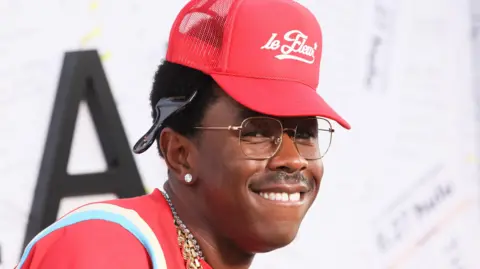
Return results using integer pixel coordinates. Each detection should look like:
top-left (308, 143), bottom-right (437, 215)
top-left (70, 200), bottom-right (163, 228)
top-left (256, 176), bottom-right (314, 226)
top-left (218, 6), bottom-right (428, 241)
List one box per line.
top-left (159, 128), bottom-right (196, 183)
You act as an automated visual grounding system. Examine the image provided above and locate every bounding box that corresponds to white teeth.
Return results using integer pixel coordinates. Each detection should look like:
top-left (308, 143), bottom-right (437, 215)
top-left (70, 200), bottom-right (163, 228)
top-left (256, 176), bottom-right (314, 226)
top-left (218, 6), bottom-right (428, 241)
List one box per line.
top-left (289, 192), bottom-right (300, 202)
top-left (258, 192), bottom-right (302, 202)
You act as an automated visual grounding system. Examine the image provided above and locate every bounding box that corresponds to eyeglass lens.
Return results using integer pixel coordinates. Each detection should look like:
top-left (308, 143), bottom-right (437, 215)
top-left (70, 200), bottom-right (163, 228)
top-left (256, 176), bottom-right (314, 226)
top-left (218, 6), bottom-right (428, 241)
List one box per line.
top-left (239, 117), bottom-right (332, 160)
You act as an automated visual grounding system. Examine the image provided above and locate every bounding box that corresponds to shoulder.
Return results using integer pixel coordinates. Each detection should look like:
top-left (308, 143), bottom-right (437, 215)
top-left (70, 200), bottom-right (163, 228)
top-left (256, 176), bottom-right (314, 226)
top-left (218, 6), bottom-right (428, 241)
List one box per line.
top-left (19, 219), bottom-right (152, 269)
top-left (17, 189), bottom-right (180, 269)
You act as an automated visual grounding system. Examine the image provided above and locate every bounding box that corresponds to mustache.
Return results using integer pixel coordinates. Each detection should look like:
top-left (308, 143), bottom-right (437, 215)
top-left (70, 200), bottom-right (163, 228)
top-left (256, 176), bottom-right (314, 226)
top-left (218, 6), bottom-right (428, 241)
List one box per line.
top-left (267, 171), bottom-right (315, 189)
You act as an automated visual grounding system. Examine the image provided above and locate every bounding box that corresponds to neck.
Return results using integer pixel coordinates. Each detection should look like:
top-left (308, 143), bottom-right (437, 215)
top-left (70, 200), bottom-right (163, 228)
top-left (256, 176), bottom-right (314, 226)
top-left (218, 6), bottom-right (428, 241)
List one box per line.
top-left (164, 181), bottom-right (255, 269)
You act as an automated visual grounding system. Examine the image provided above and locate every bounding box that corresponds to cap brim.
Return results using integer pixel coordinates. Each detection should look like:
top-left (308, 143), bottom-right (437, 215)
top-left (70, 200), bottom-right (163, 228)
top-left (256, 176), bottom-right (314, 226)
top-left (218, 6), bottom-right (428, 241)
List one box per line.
top-left (211, 74), bottom-right (351, 129)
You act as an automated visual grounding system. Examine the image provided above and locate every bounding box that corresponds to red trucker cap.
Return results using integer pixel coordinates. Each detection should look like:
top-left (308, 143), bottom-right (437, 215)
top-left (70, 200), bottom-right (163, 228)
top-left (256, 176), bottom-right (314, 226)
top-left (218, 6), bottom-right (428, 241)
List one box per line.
top-left (166, 0), bottom-right (350, 129)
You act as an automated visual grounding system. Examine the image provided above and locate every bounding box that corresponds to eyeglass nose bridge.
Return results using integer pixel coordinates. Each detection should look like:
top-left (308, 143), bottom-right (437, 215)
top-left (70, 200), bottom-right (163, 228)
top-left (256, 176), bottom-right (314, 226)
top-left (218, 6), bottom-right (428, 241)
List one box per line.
top-left (270, 127), bottom-right (300, 155)
top-left (282, 127), bottom-right (297, 137)
top-left (270, 127), bottom-right (296, 145)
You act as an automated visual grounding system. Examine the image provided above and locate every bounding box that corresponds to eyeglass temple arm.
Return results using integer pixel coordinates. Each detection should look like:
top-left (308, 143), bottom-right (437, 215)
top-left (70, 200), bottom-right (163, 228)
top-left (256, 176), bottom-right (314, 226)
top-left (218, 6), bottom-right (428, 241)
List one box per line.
top-left (196, 126), bottom-right (334, 132)
top-left (194, 126), bottom-right (242, 131)
top-left (132, 91), bottom-right (198, 154)
top-left (319, 128), bottom-right (335, 132)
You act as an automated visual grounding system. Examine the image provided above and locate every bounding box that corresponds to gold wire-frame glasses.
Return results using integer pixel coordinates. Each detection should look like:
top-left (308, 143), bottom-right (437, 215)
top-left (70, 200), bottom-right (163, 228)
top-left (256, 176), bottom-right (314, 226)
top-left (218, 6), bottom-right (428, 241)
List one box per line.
top-left (194, 116), bottom-right (334, 160)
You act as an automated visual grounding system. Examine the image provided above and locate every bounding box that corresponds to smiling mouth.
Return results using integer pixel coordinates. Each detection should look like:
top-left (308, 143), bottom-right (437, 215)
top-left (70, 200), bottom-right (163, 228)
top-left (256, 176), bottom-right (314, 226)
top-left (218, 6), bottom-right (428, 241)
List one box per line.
top-left (249, 189), bottom-right (309, 204)
top-left (256, 191), bottom-right (303, 202)
top-left (249, 182), bottom-right (311, 205)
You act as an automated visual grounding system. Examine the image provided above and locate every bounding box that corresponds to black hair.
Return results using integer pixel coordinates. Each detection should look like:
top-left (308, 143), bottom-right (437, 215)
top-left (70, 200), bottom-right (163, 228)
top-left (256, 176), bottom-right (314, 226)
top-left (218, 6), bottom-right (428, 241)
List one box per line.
top-left (149, 60), bottom-right (219, 156)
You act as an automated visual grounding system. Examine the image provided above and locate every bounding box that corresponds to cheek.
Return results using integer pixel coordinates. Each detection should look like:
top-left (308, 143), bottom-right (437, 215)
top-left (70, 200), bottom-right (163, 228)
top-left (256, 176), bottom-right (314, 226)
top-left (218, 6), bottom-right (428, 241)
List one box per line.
top-left (197, 134), bottom-right (247, 187)
top-left (196, 134), bottom-right (263, 197)
top-left (309, 159), bottom-right (325, 189)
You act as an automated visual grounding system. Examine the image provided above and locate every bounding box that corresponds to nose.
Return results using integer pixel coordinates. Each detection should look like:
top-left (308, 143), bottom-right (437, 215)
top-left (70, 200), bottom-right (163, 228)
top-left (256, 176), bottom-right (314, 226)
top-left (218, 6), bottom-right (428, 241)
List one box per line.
top-left (267, 133), bottom-right (308, 173)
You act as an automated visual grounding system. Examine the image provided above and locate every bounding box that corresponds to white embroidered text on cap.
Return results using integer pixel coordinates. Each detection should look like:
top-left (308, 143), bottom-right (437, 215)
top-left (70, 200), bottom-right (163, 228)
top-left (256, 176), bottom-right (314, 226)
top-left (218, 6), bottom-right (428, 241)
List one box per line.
top-left (260, 30), bottom-right (318, 64)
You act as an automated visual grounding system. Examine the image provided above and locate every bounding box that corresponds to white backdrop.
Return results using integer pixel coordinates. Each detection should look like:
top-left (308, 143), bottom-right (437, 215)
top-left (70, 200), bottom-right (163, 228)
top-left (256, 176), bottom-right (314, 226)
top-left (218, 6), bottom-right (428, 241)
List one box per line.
top-left (1, 0), bottom-right (480, 268)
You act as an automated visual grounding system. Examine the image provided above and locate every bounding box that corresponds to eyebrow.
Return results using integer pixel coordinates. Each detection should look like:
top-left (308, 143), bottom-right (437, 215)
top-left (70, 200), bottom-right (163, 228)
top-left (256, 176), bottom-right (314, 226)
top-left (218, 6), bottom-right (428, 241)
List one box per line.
top-left (238, 108), bottom-right (315, 124)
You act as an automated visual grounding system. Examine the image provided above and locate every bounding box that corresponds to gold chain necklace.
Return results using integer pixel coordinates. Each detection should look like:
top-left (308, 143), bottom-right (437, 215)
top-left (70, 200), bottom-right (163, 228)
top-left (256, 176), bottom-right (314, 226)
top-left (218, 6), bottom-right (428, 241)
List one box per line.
top-left (161, 191), bottom-right (204, 269)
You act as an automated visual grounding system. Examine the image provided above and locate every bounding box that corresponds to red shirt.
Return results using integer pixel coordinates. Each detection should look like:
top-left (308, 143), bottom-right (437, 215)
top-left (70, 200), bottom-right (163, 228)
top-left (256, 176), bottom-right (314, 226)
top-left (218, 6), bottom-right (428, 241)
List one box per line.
top-left (17, 189), bottom-right (212, 269)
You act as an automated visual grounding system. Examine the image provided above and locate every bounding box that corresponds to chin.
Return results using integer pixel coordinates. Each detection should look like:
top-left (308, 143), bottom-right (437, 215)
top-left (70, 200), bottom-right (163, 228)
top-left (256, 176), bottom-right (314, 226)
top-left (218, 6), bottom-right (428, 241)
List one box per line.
top-left (244, 225), bottom-right (300, 253)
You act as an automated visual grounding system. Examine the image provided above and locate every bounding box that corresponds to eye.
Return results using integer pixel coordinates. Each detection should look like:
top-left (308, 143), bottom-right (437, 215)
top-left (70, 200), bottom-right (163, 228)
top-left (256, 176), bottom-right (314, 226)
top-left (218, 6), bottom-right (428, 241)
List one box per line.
top-left (296, 130), bottom-right (317, 139)
top-left (295, 130), bottom-right (318, 146)
top-left (241, 131), bottom-right (276, 144)
top-left (242, 131), bottom-right (265, 137)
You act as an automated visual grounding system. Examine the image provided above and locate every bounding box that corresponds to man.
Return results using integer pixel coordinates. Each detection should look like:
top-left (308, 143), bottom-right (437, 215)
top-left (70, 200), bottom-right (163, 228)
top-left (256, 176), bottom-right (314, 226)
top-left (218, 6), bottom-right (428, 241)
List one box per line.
top-left (17, 0), bottom-right (350, 268)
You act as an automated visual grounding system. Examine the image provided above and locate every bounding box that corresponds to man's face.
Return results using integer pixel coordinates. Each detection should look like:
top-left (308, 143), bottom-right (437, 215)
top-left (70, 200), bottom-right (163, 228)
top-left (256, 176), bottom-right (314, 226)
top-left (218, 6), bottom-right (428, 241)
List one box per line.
top-left (190, 92), bottom-right (325, 253)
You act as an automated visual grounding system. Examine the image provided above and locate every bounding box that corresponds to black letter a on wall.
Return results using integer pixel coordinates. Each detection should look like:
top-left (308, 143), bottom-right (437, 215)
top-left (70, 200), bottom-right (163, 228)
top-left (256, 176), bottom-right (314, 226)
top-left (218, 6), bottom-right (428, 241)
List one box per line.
top-left (22, 50), bottom-right (146, 250)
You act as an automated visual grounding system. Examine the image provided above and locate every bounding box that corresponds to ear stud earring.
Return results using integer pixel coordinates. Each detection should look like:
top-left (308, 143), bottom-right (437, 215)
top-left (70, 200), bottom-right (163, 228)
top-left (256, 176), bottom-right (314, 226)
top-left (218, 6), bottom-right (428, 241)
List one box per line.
top-left (184, 173), bottom-right (193, 183)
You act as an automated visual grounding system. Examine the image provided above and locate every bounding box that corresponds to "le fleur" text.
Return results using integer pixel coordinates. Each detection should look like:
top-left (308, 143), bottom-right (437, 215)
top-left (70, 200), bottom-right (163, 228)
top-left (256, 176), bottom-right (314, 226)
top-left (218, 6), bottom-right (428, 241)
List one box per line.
top-left (260, 30), bottom-right (318, 64)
